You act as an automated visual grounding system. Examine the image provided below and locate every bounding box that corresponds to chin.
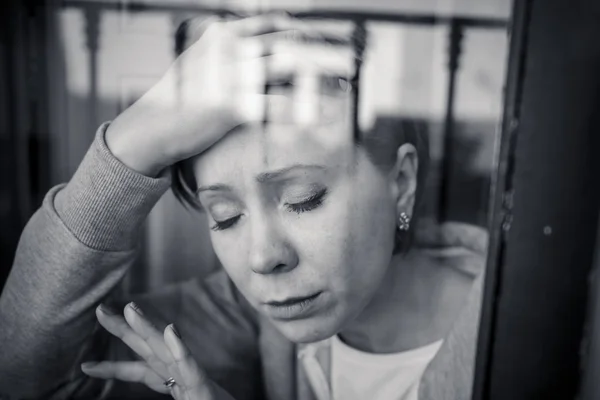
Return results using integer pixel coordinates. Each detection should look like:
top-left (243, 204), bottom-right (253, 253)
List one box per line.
top-left (271, 314), bottom-right (343, 344)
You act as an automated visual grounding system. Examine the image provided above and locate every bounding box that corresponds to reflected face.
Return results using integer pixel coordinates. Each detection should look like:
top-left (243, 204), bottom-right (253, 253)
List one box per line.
top-left (193, 122), bottom-right (398, 343)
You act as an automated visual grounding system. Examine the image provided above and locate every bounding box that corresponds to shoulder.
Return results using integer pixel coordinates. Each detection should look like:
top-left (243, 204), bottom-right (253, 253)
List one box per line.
top-left (419, 224), bottom-right (487, 399)
top-left (414, 219), bottom-right (489, 279)
top-left (415, 219), bottom-right (489, 254)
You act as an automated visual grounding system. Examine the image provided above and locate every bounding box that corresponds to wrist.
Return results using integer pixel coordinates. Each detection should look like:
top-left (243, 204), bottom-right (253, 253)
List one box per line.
top-left (54, 123), bottom-right (171, 251)
top-left (105, 120), bottom-right (166, 177)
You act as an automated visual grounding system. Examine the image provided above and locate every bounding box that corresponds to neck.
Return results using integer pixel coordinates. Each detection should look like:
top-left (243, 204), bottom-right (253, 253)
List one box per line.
top-left (338, 248), bottom-right (473, 354)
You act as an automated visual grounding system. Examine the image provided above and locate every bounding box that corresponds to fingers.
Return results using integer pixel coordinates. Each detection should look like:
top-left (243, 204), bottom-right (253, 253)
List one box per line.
top-left (164, 324), bottom-right (207, 388)
top-left (96, 303), bottom-right (170, 378)
top-left (81, 361), bottom-right (170, 394)
top-left (96, 305), bottom-right (156, 363)
top-left (93, 304), bottom-right (218, 399)
top-left (200, 14), bottom-right (335, 58)
top-left (227, 14), bottom-right (354, 61)
top-left (170, 383), bottom-right (186, 400)
top-left (181, 14), bottom-right (299, 54)
top-left (164, 324), bottom-right (213, 399)
top-left (123, 303), bottom-right (174, 365)
top-left (93, 304), bottom-right (193, 397)
top-left (226, 13), bottom-right (295, 37)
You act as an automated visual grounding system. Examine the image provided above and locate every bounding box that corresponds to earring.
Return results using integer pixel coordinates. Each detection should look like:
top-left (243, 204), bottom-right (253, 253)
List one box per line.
top-left (398, 212), bottom-right (411, 231)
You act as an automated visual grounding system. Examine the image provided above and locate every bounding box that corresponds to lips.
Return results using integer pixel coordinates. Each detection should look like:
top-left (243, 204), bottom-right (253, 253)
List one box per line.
top-left (263, 292), bottom-right (322, 321)
top-left (266, 292), bottom-right (320, 306)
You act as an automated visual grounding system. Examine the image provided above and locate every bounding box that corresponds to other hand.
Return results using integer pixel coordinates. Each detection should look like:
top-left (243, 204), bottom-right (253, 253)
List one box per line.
top-left (82, 302), bottom-right (235, 400)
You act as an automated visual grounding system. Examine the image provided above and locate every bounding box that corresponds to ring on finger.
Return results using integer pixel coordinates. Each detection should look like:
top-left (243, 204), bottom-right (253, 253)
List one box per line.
top-left (164, 377), bottom-right (176, 388)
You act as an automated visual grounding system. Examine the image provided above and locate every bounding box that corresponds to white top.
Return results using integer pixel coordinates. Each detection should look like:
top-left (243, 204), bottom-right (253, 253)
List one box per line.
top-left (330, 335), bottom-right (443, 400)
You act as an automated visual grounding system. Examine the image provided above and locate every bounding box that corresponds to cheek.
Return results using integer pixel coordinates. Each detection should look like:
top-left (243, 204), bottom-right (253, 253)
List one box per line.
top-left (209, 234), bottom-right (251, 292)
top-left (298, 164), bottom-right (397, 310)
top-left (318, 164), bottom-right (395, 313)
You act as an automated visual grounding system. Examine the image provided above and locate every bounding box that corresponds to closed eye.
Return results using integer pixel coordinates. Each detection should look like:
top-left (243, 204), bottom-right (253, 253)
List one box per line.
top-left (285, 188), bottom-right (328, 214)
top-left (211, 215), bottom-right (241, 231)
top-left (210, 188), bottom-right (328, 231)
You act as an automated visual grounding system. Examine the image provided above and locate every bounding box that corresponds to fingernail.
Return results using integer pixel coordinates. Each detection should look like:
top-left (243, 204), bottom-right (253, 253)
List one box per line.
top-left (170, 323), bottom-right (181, 339)
top-left (129, 302), bottom-right (143, 316)
top-left (168, 325), bottom-right (186, 360)
top-left (98, 303), bottom-right (116, 315)
top-left (81, 361), bottom-right (98, 369)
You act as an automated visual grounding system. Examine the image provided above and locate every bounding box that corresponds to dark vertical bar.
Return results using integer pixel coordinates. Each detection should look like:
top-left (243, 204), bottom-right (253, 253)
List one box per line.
top-left (25, 1), bottom-right (51, 209)
top-left (438, 20), bottom-right (463, 222)
top-left (261, 44), bottom-right (271, 128)
top-left (0, 0), bottom-right (21, 291)
top-left (84, 7), bottom-right (99, 130)
top-left (351, 20), bottom-right (365, 142)
top-left (471, 0), bottom-right (532, 398)
top-left (579, 217), bottom-right (600, 400)
top-left (174, 19), bottom-right (189, 56)
top-left (476, 0), bottom-right (600, 398)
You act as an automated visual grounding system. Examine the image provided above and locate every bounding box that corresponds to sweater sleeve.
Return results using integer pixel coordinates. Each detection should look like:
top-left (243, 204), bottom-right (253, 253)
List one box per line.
top-left (0, 123), bottom-right (170, 399)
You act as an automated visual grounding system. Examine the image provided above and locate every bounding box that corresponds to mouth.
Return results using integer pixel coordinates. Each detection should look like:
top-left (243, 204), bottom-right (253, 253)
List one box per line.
top-left (263, 292), bottom-right (322, 321)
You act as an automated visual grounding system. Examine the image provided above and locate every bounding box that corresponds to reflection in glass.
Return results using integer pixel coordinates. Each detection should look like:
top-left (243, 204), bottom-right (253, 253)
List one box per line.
top-left (0, 2), bottom-right (512, 399)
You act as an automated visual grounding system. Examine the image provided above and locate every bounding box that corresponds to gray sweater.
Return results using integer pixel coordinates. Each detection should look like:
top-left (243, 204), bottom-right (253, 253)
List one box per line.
top-left (0, 124), bottom-right (487, 400)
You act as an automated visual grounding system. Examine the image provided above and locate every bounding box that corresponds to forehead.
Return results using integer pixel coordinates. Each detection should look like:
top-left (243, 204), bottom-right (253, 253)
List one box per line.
top-left (192, 122), bottom-right (357, 186)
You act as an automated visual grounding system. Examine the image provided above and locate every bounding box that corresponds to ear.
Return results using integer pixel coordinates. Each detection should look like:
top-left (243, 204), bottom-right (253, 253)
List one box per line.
top-left (388, 143), bottom-right (419, 219)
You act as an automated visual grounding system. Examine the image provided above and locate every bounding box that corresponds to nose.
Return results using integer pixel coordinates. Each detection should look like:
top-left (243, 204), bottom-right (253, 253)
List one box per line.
top-left (248, 214), bottom-right (299, 275)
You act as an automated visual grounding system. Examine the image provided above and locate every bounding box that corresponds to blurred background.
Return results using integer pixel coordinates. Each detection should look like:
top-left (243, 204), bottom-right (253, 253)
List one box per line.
top-left (0, 0), bottom-right (512, 294)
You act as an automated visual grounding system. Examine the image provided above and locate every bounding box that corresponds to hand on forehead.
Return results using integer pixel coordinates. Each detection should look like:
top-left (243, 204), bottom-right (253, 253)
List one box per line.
top-left (227, 27), bottom-right (357, 159)
top-left (238, 21), bottom-right (357, 127)
top-left (184, 15), bottom-right (358, 127)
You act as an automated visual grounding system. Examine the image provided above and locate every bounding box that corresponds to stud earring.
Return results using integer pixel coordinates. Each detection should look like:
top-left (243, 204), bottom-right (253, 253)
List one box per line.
top-left (398, 212), bottom-right (411, 231)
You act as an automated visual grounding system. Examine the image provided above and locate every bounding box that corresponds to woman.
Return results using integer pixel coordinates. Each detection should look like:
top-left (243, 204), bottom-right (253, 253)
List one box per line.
top-left (0, 14), bottom-right (487, 400)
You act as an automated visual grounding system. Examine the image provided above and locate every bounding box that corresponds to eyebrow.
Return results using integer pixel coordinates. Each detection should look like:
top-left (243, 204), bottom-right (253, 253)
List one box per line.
top-left (196, 164), bottom-right (326, 195)
top-left (256, 164), bottom-right (326, 183)
top-left (195, 183), bottom-right (232, 195)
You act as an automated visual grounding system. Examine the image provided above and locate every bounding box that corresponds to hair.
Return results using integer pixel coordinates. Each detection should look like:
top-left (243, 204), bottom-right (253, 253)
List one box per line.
top-left (169, 16), bottom-right (431, 254)
top-left (360, 117), bottom-right (431, 253)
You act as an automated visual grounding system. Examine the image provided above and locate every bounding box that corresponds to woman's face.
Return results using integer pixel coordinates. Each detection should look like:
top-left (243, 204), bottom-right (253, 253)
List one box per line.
top-left (192, 121), bottom-right (399, 343)
top-left (192, 29), bottom-right (404, 342)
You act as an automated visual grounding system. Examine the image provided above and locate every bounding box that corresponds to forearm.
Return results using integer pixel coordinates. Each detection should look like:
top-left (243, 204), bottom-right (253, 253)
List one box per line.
top-left (0, 198), bottom-right (130, 399)
top-left (0, 124), bottom-right (170, 398)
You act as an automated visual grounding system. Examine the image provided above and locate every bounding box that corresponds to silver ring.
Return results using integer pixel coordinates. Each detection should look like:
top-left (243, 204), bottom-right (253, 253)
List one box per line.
top-left (164, 377), bottom-right (176, 388)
